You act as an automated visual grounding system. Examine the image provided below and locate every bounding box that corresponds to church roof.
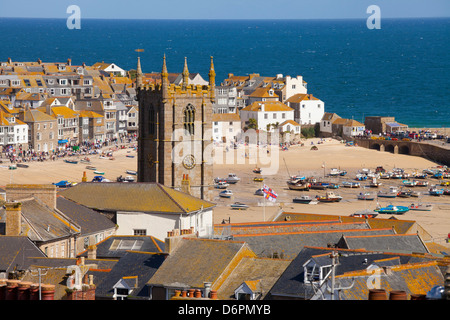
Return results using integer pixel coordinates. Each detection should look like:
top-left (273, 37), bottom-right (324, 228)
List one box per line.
top-left (58, 182), bottom-right (215, 214)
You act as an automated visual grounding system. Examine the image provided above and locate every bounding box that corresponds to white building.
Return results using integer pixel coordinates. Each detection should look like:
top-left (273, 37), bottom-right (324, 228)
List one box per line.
top-left (92, 62), bottom-right (127, 77)
top-left (0, 111), bottom-right (28, 148)
top-left (283, 75), bottom-right (308, 100)
top-left (343, 119), bottom-right (365, 137)
top-left (212, 113), bottom-right (241, 143)
top-left (320, 113), bottom-right (341, 137)
top-left (285, 93), bottom-right (325, 125)
top-left (240, 101), bottom-right (294, 132)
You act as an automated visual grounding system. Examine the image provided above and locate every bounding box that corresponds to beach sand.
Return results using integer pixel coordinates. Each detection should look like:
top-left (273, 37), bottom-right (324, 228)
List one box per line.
top-left (1, 138), bottom-right (449, 247)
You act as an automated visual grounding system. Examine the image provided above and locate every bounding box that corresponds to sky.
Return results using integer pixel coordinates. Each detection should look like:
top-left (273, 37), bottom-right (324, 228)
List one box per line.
top-left (0, 0), bottom-right (449, 20)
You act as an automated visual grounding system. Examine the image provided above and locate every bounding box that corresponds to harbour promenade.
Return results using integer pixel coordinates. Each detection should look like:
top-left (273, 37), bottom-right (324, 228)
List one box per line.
top-left (354, 137), bottom-right (450, 167)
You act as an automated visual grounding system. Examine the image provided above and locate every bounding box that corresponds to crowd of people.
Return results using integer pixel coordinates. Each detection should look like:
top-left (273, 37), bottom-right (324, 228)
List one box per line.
top-left (0, 134), bottom-right (138, 164)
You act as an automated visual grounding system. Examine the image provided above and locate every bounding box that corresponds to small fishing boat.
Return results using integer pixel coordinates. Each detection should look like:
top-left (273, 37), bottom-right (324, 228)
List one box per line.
top-left (215, 181), bottom-right (229, 189)
top-left (86, 165), bottom-right (97, 170)
top-left (230, 202), bottom-right (249, 210)
top-left (253, 167), bottom-right (262, 174)
top-left (94, 171), bottom-right (105, 175)
top-left (253, 177), bottom-right (264, 182)
top-left (375, 204), bottom-right (409, 214)
top-left (293, 195), bottom-right (314, 204)
top-left (16, 163), bottom-right (29, 168)
top-left (429, 186), bottom-right (444, 196)
top-left (126, 155), bottom-right (135, 158)
top-left (316, 192), bottom-right (342, 202)
top-left (415, 180), bottom-right (428, 187)
top-left (219, 190), bottom-right (233, 198)
top-left (350, 210), bottom-right (378, 219)
top-left (310, 182), bottom-right (327, 190)
top-left (329, 168), bottom-right (342, 177)
top-left (342, 181), bottom-right (360, 188)
top-left (357, 192), bottom-right (375, 201)
top-left (410, 190), bottom-right (421, 197)
top-left (225, 173), bottom-right (240, 184)
top-left (402, 180), bottom-right (417, 187)
top-left (440, 181), bottom-right (450, 186)
top-left (408, 203), bottom-right (433, 211)
top-left (126, 170), bottom-right (137, 175)
top-left (287, 181), bottom-right (310, 191)
top-left (327, 183), bottom-right (340, 189)
top-left (377, 187), bottom-right (398, 198)
top-left (64, 159), bottom-right (78, 164)
top-left (397, 189), bottom-right (412, 198)
top-left (369, 178), bottom-right (382, 188)
top-left (254, 188), bottom-right (264, 196)
top-left (379, 173), bottom-right (391, 179)
top-left (124, 176), bottom-right (135, 182)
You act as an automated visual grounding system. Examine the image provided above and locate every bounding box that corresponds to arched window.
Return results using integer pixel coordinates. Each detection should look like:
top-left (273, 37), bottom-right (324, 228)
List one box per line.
top-left (184, 104), bottom-right (195, 135)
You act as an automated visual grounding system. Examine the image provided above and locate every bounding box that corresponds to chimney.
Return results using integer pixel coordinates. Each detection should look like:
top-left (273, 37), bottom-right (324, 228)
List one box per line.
top-left (5, 202), bottom-right (22, 236)
top-left (87, 245), bottom-right (97, 259)
top-left (6, 184), bottom-right (57, 209)
top-left (181, 174), bottom-right (191, 195)
top-left (67, 58), bottom-right (72, 66)
top-left (203, 282), bottom-right (212, 298)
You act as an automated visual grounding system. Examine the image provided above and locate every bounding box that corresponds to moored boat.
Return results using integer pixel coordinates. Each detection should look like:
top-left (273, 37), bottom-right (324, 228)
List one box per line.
top-left (16, 163), bottom-right (29, 168)
top-left (225, 173), bottom-right (240, 184)
top-left (254, 188), bottom-right (264, 196)
top-left (429, 186), bottom-right (444, 196)
top-left (215, 181), bottom-right (229, 189)
top-left (253, 177), bottom-right (264, 182)
top-left (126, 170), bottom-right (137, 175)
top-left (64, 159), bottom-right (78, 164)
top-left (287, 181), bottom-right (310, 191)
top-left (253, 167), bottom-right (262, 174)
top-left (408, 203), bottom-right (433, 211)
top-left (293, 195), bottom-right (314, 204)
top-left (316, 191), bottom-right (342, 202)
top-left (357, 192), bottom-right (375, 201)
top-left (219, 190), bottom-right (233, 198)
top-left (230, 202), bottom-right (249, 210)
top-left (342, 181), bottom-right (360, 188)
top-left (375, 204), bottom-right (409, 214)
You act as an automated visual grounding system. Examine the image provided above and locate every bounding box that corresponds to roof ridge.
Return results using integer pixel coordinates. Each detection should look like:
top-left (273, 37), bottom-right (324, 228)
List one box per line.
top-left (233, 228), bottom-right (394, 238)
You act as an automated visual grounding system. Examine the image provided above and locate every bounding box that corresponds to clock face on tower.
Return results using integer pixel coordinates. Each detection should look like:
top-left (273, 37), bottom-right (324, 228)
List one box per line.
top-left (182, 154), bottom-right (196, 170)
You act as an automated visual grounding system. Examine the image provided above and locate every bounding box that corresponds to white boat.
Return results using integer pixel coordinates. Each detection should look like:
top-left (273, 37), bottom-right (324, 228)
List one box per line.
top-left (126, 170), bottom-right (137, 175)
top-left (219, 190), bottom-right (233, 198)
top-left (342, 181), bottom-right (360, 188)
top-left (408, 203), bottom-right (433, 211)
top-left (254, 188), bottom-right (265, 196)
top-left (124, 176), bottom-right (135, 182)
top-left (357, 192), bottom-right (375, 201)
top-left (215, 181), bottom-right (229, 189)
top-left (377, 186), bottom-right (398, 198)
top-left (230, 202), bottom-right (249, 210)
top-left (225, 173), bottom-right (240, 184)
top-left (329, 168), bottom-right (343, 176)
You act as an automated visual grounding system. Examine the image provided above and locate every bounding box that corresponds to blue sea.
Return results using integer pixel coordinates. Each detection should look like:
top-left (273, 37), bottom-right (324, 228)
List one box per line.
top-left (0, 17), bottom-right (449, 127)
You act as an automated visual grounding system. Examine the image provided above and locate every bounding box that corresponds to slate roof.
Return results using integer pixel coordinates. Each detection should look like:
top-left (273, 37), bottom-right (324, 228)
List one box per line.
top-left (78, 235), bottom-right (165, 259)
top-left (56, 196), bottom-right (116, 237)
top-left (0, 236), bottom-right (46, 272)
top-left (0, 198), bottom-right (81, 242)
top-left (216, 257), bottom-right (290, 300)
top-left (58, 182), bottom-right (215, 214)
top-left (95, 251), bottom-right (167, 300)
top-left (147, 238), bottom-right (256, 290)
top-left (337, 234), bottom-right (430, 254)
top-left (268, 246), bottom-right (442, 300)
top-left (215, 220), bottom-right (369, 236)
top-left (231, 228), bottom-right (396, 260)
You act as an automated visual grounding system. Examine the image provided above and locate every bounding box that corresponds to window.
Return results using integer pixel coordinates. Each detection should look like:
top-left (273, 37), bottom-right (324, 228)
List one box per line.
top-left (183, 104), bottom-right (195, 135)
top-left (292, 85), bottom-right (296, 89)
top-left (273, 113), bottom-right (277, 119)
top-left (133, 229), bottom-right (147, 236)
top-left (264, 113), bottom-right (268, 119)
top-left (282, 113), bottom-right (286, 119)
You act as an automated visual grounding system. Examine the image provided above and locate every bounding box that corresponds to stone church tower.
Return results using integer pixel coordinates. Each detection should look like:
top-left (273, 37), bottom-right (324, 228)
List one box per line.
top-left (136, 55), bottom-right (215, 201)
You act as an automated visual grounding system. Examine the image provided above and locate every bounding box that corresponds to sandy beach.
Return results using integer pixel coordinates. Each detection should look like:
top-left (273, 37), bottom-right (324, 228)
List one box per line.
top-left (1, 138), bottom-right (449, 247)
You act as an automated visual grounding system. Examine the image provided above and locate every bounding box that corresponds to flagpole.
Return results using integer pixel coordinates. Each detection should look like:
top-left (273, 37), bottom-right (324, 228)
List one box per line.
top-left (263, 184), bottom-right (266, 222)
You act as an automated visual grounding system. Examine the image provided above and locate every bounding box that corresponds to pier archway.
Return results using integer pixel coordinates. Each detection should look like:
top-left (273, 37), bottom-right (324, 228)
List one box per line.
top-left (385, 144), bottom-right (395, 153)
top-left (370, 143), bottom-right (381, 151)
top-left (398, 145), bottom-right (410, 155)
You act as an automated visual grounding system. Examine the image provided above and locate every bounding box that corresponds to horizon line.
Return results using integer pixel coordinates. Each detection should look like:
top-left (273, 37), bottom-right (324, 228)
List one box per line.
top-left (1, 16), bottom-right (449, 21)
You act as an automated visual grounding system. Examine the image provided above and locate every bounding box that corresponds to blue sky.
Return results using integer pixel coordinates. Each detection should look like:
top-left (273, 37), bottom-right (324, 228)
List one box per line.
top-left (0, 0), bottom-right (449, 19)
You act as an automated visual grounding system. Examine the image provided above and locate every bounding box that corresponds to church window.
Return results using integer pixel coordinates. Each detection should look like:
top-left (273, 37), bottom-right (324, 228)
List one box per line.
top-left (184, 105), bottom-right (195, 135)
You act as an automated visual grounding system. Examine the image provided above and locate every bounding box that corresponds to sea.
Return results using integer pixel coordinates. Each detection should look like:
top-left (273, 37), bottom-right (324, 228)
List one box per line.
top-left (0, 17), bottom-right (449, 128)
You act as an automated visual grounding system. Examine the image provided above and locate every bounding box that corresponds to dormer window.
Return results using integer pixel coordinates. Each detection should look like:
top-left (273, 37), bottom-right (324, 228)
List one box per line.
top-left (303, 259), bottom-right (333, 285)
top-left (268, 89), bottom-right (274, 96)
top-left (59, 79), bottom-right (67, 85)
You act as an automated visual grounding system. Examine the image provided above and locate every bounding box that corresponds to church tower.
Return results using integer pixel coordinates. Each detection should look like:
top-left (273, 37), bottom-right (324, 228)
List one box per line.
top-left (136, 56), bottom-right (214, 201)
